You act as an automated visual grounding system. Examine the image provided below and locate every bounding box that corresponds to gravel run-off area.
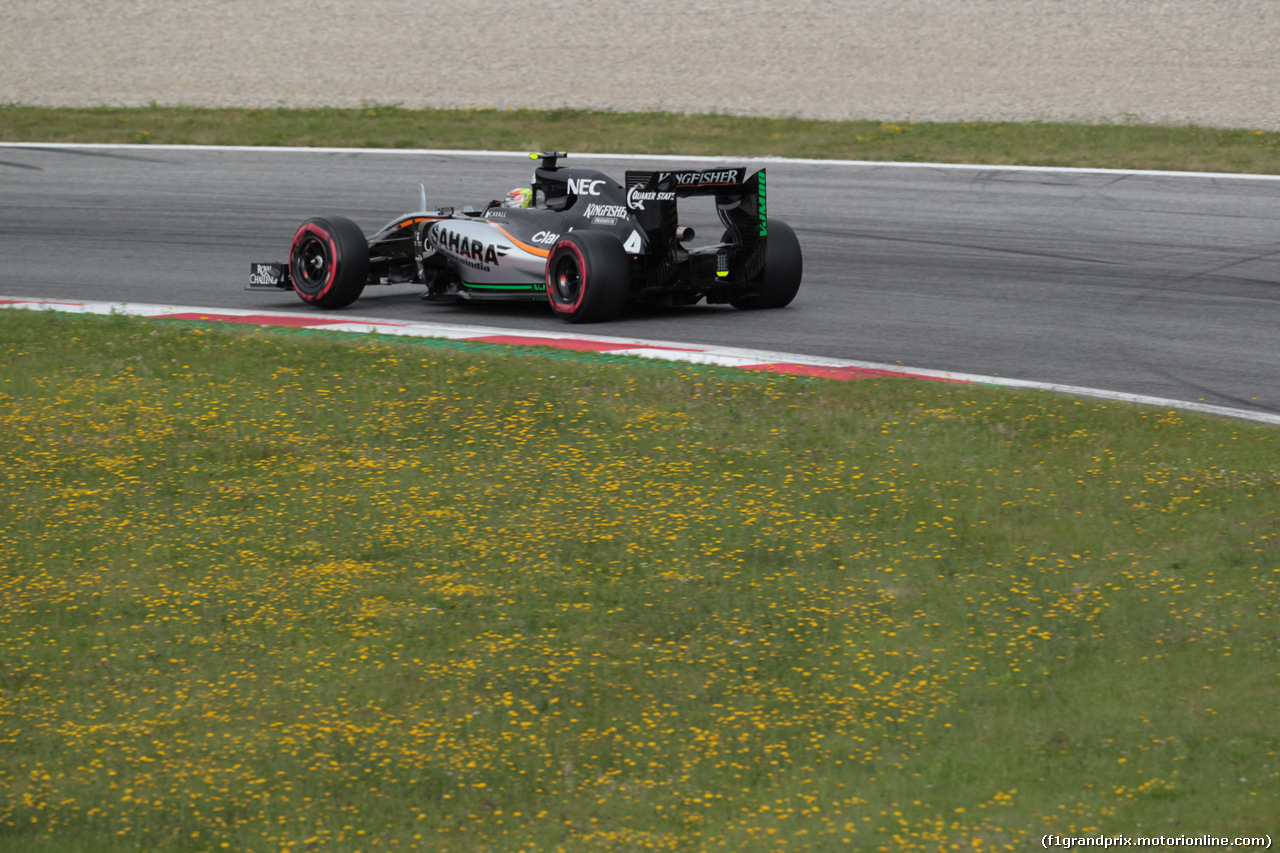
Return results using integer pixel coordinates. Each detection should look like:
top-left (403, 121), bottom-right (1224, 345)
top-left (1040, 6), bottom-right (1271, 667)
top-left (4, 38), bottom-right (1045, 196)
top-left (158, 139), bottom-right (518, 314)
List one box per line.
top-left (3, 1), bottom-right (1280, 129)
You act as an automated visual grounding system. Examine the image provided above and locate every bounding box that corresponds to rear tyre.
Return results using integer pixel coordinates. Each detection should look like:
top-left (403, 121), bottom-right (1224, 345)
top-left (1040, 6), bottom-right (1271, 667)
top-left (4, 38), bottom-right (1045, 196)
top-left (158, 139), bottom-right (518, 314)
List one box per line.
top-left (730, 219), bottom-right (802, 310)
top-left (289, 216), bottom-right (369, 309)
top-left (545, 231), bottom-right (630, 323)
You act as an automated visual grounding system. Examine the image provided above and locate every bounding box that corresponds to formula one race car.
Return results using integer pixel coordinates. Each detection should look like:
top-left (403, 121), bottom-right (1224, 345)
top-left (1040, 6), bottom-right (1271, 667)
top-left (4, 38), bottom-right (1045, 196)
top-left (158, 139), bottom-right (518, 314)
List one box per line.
top-left (248, 152), bottom-right (802, 323)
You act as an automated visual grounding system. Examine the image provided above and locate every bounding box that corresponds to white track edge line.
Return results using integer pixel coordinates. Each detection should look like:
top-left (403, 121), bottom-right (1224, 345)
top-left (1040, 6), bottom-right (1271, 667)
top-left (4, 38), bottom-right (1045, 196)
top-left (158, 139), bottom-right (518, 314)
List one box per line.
top-left (4, 141), bottom-right (1280, 182)
top-left (3, 297), bottom-right (1277, 425)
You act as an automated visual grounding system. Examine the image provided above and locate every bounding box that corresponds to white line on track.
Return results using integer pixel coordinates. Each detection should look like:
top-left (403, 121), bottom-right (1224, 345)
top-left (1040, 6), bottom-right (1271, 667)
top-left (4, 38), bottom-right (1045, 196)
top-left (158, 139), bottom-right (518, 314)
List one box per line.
top-left (3, 297), bottom-right (1277, 425)
top-left (5, 141), bottom-right (1280, 182)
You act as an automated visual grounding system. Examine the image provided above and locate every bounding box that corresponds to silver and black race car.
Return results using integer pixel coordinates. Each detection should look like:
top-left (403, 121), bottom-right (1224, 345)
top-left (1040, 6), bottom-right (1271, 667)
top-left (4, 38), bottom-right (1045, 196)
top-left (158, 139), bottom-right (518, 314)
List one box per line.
top-left (248, 152), bottom-right (802, 323)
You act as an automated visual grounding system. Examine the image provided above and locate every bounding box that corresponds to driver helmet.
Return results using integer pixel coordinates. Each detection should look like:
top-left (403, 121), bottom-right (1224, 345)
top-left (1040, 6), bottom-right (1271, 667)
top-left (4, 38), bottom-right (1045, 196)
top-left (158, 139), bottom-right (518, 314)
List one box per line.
top-left (503, 187), bottom-right (533, 208)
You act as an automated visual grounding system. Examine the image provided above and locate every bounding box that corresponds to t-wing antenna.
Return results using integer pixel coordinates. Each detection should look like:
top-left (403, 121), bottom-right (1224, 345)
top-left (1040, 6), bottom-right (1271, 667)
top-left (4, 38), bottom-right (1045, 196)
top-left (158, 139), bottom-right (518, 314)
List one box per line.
top-left (530, 151), bottom-right (568, 170)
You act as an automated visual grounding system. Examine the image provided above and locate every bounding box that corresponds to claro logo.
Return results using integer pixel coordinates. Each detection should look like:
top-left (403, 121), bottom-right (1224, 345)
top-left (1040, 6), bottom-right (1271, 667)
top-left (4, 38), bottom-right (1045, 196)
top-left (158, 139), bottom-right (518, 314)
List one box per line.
top-left (567, 178), bottom-right (606, 195)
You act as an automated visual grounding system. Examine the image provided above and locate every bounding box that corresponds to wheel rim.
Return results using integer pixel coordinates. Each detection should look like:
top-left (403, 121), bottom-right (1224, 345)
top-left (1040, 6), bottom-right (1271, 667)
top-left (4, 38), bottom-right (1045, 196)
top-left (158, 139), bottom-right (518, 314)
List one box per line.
top-left (293, 233), bottom-right (331, 292)
top-left (551, 253), bottom-right (583, 304)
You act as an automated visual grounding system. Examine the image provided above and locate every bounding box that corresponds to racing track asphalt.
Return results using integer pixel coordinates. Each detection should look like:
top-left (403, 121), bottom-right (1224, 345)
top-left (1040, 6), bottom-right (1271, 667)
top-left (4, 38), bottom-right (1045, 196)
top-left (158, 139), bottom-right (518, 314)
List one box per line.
top-left (2, 144), bottom-right (1278, 418)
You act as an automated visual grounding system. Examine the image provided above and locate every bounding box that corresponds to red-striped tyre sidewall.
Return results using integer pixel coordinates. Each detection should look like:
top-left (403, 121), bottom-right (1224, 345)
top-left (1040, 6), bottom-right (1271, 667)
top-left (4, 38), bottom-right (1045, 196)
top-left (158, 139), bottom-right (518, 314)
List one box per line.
top-left (290, 221), bottom-right (339, 303)
top-left (546, 239), bottom-right (588, 316)
top-left (287, 216), bottom-right (368, 309)
top-left (544, 231), bottom-right (629, 323)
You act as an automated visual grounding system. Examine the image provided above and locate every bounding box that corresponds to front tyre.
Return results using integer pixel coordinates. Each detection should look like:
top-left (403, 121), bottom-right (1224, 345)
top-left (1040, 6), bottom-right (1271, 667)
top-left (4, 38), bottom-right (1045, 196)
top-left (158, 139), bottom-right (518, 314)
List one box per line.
top-left (731, 219), bottom-right (802, 310)
top-left (545, 231), bottom-right (630, 323)
top-left (289, 216), bottom-right (369, 309)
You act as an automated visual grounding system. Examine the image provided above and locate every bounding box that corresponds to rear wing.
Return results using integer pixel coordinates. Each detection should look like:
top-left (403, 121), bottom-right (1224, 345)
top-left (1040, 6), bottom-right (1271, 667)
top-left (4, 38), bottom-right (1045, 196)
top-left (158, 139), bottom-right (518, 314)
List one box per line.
top-left (624, 167), bottom-right (767, 259)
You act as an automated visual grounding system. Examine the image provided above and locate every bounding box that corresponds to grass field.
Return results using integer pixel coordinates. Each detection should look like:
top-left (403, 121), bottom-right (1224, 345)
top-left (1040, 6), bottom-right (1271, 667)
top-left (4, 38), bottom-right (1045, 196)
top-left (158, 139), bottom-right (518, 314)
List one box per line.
top-left (3, 105), bottom-right (1280, 174)
top-left (1, 309), bottom-right (1276, 851)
